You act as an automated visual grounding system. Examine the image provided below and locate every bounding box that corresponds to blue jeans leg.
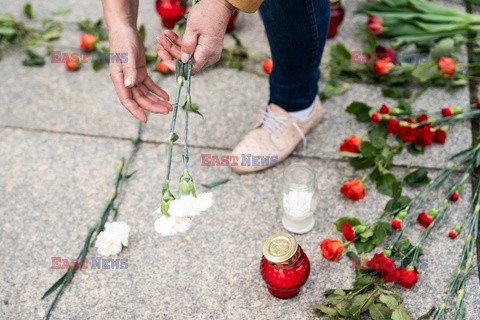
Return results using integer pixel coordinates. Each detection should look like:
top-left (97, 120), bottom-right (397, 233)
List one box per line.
top-left (259, 0), bottom-right (330, 112)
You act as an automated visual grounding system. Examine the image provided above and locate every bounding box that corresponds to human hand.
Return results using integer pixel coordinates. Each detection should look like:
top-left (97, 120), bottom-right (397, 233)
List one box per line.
top-left (157, 0), bottom-right (236, 74)
top-left (108, 26), bottom-right (172, 123)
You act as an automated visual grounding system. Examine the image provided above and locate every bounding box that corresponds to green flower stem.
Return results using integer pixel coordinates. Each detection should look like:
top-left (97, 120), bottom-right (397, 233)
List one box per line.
top-left (42, 121), bottom-right (144, 320)
top-left (359, 162), bottom-right (379, 183)
top-left (183, 59), bottom-right (193, 171)
top-left (164, 61), bottom-right (184, 183)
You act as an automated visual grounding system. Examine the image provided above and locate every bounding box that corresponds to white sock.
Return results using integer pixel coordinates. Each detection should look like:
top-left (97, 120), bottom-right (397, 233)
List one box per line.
top-left (288, 100), bottom-right (316, 121)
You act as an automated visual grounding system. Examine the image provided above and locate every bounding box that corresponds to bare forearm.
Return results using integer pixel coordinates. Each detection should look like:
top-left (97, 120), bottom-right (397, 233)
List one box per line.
top-left (102, 0), bottom-right (139, 29)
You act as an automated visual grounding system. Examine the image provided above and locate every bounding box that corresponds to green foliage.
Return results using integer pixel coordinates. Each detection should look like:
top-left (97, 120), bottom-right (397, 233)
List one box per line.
top-left (405, 169), bottom-right (431, 187)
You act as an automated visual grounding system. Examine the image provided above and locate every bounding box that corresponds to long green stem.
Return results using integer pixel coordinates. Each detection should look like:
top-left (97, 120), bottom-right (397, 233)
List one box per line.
top-left (183, 59), bottom-right (193, 171)
top-left (165, 61), bottom-right (184, 183)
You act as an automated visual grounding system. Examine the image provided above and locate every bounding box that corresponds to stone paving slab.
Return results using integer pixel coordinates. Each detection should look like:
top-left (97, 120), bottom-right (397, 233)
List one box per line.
top-left (2, 127), bottom-right (478, 319)
top-left (0, 0), bottom-right (473, 170)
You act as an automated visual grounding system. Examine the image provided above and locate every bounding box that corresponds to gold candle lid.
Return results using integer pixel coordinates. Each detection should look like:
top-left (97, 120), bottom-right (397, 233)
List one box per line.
top-left (262, 233), bottom-right (298, 263)
top-left (330, 0), bottom-right (340, 4)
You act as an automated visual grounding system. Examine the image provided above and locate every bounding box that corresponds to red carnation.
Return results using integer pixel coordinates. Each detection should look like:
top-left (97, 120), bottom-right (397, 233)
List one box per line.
top-left (397, 268), bottom-right (419, 289)
top-left (342, 222), bottom-right (356, 241)
top-left (449, 230), bottom-right (458, 239)
top-left (340, 179), bottom-right (366, 201)
top-left (391, 218), bottom-right (402, 230)
top-left (398, 125), bottom-right (418, 143)
top-left (386, 118), bottom-right (400, 134)
top-left (450, 191), bottom-right (459, 202)
top-left (416, 114), bottom-right (429, 123)
top-left (433, 129), bottom-right (447, 144)
top-left (477, 101), bottom-right (480, 109)
top-left (437, 57), bottom-right (455, 77)
top-left (368, 16), bottom-right (383, 25)
top-left (371, 112), bottom-right (381, 123)
top-left (366, 252), bottom-right (393, 270)
top-left (417, 125), bottom-right (435, 147)
top-left (382, 268), bottom-right (400, 283)
top-left (417, 212), bottom-right (434, 228)
top-left (379, 104), bottom-right (390, 114)
top-left (340, 136), bottom-right (362, 153)
top-left (442, 107), bottom-right (453, 117)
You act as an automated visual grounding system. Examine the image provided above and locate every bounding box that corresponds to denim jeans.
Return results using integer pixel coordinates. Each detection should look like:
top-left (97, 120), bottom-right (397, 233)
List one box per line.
top-left (260, 0), bottom-right (330, 112)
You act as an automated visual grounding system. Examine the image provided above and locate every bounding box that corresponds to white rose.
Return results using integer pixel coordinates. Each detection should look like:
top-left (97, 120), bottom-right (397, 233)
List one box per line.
top-left (94, 221), bottom-right (131, 257)
top-left (154, 215), bottom-right (192, 236)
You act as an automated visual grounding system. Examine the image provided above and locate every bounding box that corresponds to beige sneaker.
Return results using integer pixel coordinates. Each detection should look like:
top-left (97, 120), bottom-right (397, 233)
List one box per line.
top-left (230, 96), bottom-right (322, 174)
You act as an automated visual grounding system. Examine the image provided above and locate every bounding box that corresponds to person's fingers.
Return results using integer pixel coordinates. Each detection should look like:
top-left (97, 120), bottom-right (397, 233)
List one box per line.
top-left (138, 84), bottom-right (173, 112)
top-left (191, 46), bottom-right (221, 74)
top-left (110, 68), bottom-right (147, 123)
top-left (180, 27), bottom-right (199, 63)
top-left (157, 35), bottom-right (182, 61)
top-left (132, 87), bottom-right (171, 114)
top-left (122, 51), bottom-right (139, 88)
top-left (143, 77), bottom-right (171, 102)
top-left (163, 30), bottom-right (182, 46)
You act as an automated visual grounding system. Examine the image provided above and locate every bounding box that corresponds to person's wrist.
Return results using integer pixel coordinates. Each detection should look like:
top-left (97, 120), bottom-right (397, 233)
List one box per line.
top-left (210, 0), bottom-right (237, 15)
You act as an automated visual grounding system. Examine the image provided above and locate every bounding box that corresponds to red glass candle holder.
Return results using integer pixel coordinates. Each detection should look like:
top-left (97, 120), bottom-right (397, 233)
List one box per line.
top-left (260, 233), bottom-right (310, 299)
top-left (327, 0), bottom-right (345, 38)
top-left (156, 0), bottom-right (187, 29)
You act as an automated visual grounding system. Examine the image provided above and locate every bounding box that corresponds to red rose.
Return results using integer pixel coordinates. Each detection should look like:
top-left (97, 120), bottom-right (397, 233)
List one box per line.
top-left (320, 239), bottom-right (344, 261)
top-left (398, 125), bottom-right (418, 143)
top-left (65, 55), bottom-right (80, 71)
top-left (386, 118), bottom-right (400, 134)
top-left (79, 33), bottom-right (97, 51)
top-left (340, 136), bottom-right (362, 153)
top-left (341, 179), bottom-right (366, 201)
top-left (263, 58), bottom-right (273, 74)
top-left (442, 107), bottom-right (453, 117)
top-left (342, 222), bottom-right (356, 241)
top-left (416, 114), bottom-right (429, 123)
top-left (417, 212), bottom-right (433, 228)
top-left (417, 125), bottom-right (435, 147)
top-left (373, 58), bottom-right (391, 75)
top-left (371, 112), bottom-right (381, 123)
top-left (379, 104), bottom-right (390, 114)
top-left (437, 57), bottom-right (455, 77)
top-left (450, 191), bottom-right (459, 202)
top-left (397, 268), bottom-right (419, 289)
top-left (156, 61), bottom-right (171, 73)
top-left (433, 129), bottom-right (447, 144)
top-left (449, 230), bottom-right (458, 239)
top-left (391, 218), bottom-right (402, 230)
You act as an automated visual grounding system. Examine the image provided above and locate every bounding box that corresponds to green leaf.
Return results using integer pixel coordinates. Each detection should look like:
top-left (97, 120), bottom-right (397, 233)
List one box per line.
top-left (346, 102), bottom-right (372, 122)
top-left (351, 294), bottom-right (374, 313)
top-left (372, 135), bottom-right (387, 149)
top-left (405, 169), bottom-right (431, 187)
top-left (370, 125), bottom-right (388, 141)
top-left (201, 178), bottom-right (229, 189)
top-left (412, 57), bottom-right (441, 82)
top-left (359, 228), bottom-right (374, 239)
top-left (0, 26), bottom-right (16, 36)
top-left (397, 100), bottom-right (412, 114)
top-left (379, 294), bottom-right (399, 310)
top-left (350, 157), bottom-right (374, 170)
top-left (371, 222), bottom-right (392, 246)
top-left (359, 141), bottom-right (375, 158)
top-left (139, 24), bottom-right (146, 43)
top-left (391, 307), bottom-right (413, 320)
top-left (407, 143), bottom-right (424, 155)
top-left (376, 172), bottom-right (400, 198)
top-left (51, 8), bottom-right (71, 15)
top-left (309, 304), bottom-right (338, 316)
top-left (22, 50), bottom-right (45, 66)
top-left (326, 293), bottom-right (344, 305)
top-left (321, 80), bottom-right (348, 99)
top-left (369, 303), bottom-right (391, 320)
top-left (385, 195), bottom-right (411, 213)
top-left (330, 43), bottom-right (352, 64)
top-left (353, 276), bottom-right (373, 289)
top-left (382, 87), bottom-right (411, 99)
top-left (334, 217), bottom-right (363, 231)
top-left (42, 273), bottom-right (67, 299)
top-left (23, 3), bottom-right (34, 19)
top-left (430, 38), bottom-right (455, 60)
top-left (355, 239), bottom-right (375, 253)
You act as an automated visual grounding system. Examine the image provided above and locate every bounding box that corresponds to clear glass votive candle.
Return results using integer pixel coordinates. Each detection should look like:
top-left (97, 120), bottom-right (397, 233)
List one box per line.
top-left (281, 163), bottom-right (318, 234)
